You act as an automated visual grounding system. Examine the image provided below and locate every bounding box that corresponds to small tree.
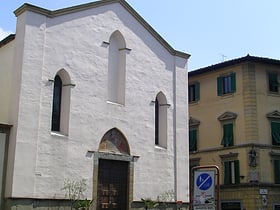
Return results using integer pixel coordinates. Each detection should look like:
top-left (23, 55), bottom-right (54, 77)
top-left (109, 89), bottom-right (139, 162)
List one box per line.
top-left (61, 178), bottom-right (93, 210)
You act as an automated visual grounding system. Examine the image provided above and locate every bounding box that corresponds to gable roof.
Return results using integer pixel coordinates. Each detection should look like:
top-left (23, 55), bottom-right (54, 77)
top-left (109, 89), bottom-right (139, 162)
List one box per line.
top-left (14, 0), bottom-right (190, 59)
top-left (189, 54), bottom-right (280, 76)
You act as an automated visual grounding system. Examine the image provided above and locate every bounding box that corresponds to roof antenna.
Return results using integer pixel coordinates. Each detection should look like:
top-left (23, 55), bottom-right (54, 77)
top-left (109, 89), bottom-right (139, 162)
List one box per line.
top-left (220, 54), bottom-right (227, 62)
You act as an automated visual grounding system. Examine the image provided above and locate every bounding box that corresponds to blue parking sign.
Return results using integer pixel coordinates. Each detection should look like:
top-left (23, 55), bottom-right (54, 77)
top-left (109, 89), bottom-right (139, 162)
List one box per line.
top-left (196, 173), bottom-right (212, 191)
top-left (193, 170), bottom-right (215, 205)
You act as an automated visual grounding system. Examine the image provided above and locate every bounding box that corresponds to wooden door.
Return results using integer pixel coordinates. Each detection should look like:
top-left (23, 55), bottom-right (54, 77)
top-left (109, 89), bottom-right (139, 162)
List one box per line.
top-left (97, 159), bottom-right (128, 210)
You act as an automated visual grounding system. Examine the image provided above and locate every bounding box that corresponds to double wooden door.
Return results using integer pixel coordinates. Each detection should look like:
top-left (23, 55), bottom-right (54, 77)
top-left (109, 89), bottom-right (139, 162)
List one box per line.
top-left (97, 159), bottom-right (128, 210)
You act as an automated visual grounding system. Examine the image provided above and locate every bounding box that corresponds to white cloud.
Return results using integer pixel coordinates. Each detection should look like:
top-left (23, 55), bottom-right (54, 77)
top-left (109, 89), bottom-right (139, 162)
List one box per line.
top-left (0, 27), bottom-right (13, 40)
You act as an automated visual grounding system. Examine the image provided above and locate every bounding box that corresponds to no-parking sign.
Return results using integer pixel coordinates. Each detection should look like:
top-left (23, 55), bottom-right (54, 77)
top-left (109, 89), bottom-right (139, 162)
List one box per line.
top-left (193, 170), bottom-right (215, 205)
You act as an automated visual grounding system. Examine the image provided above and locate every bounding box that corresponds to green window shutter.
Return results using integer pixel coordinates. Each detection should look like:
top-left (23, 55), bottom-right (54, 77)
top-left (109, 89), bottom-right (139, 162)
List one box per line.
top-left (222, 123), bottom-right (233, 146)
top-left (271, 122), bottom-right (280, 144)
top-left (274, 160), bottom-right (280, 184)
top-left (269, 73), bottom-right (278, 92)
top-left (224, 161), bottom-right (231, 184)
top-left (231, 73), bottom-right (236, 92)
top-left (234, 160), bottom-right (240, 184)
top-left (194, 82), bottom-right (200, 101)
top-left (189, 129), bottom-right (197, 151)
top-left (217, 76), bottom-right (222, 96)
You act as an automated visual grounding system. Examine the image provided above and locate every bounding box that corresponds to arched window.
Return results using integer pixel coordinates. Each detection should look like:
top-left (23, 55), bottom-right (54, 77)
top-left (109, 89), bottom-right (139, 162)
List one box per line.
top-left (51, 69), bottom-right (71, 135)
top-left (155, 92), bottom-right (168, 148)
top-left (108, 31), bottom-right (126, 105)
top-left (51, 75), bottom-right (62, 132)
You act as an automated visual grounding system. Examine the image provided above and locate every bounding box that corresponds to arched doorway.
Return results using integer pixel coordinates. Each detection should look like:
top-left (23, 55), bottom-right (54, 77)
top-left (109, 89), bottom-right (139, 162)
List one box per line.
top-left (95, 128), bottom-right (131, 210)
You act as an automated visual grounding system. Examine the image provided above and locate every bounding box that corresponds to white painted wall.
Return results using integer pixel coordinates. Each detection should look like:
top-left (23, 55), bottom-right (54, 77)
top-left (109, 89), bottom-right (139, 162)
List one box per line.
top-left (6, 1), bottom-right (189, 202)
top-left (0, 40), bottom-right (14, 123)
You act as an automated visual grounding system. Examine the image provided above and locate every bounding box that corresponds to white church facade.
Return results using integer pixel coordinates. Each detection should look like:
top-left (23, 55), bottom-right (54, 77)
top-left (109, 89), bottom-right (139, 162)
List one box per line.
top-left (0, 0), bottom-right (190, 209)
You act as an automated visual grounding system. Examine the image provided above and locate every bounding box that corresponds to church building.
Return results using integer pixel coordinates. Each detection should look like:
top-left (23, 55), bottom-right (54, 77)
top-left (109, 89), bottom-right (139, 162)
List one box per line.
top-left (0, 0), bottom-right (190, 209)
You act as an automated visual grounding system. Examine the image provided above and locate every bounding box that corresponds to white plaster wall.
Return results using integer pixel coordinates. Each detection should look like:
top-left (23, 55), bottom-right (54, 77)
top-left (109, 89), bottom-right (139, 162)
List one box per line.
top-left (10, 2), bottom-right (189, 201)
top-left (0, 40), bottom-right (14, 123)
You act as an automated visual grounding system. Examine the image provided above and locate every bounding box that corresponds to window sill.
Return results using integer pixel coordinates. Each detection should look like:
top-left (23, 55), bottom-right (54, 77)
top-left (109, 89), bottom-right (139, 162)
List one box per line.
top-left (50, 131), bottom-right (68, 138)
top-left (189, 101), bottom-right (199, 105)
top-left (106, 101), bottom-right (125, 106)
top-left (154, 145), bottom-right (167, 150)
top-left (219, 92), bottom-right (234, 98)
top-left (268, 92), bottom-right (280, 97)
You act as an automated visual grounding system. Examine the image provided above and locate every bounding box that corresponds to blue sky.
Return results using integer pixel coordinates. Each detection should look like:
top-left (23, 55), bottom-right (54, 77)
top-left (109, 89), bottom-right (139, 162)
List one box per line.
top-left (1, 0), bottom-right (280, 71)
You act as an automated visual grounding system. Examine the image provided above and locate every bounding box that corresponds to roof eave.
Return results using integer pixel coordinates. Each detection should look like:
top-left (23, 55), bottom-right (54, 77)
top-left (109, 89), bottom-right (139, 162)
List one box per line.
top-left (0, 34), bottom-right (15, 48)
top-left (189, 55), bottom-right (280, 76)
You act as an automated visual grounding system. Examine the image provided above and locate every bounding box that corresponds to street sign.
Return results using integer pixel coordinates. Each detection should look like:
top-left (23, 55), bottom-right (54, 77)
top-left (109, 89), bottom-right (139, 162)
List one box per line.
top-left (194, 205), bottom-right (216, 210)
top-left (260, 189), bottom-right (268, 195)
top-left (196, 173), bottom-right (213, 191)
top-left (193, 170), bottom-right (215, 205)
top-left (190, 165), bottom-right (220, 210)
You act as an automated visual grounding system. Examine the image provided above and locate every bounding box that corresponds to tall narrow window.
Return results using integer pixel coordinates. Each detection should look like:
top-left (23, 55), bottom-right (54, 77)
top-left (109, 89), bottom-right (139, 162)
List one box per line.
top-left (224, 160), bottom-right (240, 185)
top-left (271, 122), bottom-right (280, 145)
top-left (155, 97), bottom-right (159, 145)
top-left (108, 31), bottom-right (127, 105)
top-left (51, 70), bottom-right (72, 135)
top-left (217, 73), bottom-right (236, 95)
top-left (218, 112), bottom-right (237, 147)
top-left (189, 117), bottom-right (200, 152)
top-left (52, 75), bottom-right (62, 132)
top-left (154, 92), bottom-right (168, 148)
top-left (267, 111), bottom-right (280, 146)
top-left (189, 81), bottom-right (200, 103)
top-left (268, 72), bottom-right (279, 93)
top-left (274, 159), bottom-right (280, 184)
top-left (221, 123), bottom-right (234, 147)
top-left (189, 129), bottom-right (197, 152)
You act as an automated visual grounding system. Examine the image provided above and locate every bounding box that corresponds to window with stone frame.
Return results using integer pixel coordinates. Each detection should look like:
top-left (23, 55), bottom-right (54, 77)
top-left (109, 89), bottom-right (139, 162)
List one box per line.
top-left (218, 112), bottom-right (237, 147)
top-left (266, 110), bottom-right (280, 146)
top-left (189, 158), bottom-right (200, 180)
top-left (270, 151), bottom-right (280, 184)
top-left (217, 72), bottom-right (236, 96)
top-left (189, 81), bottom-right (200, 103)
top-left (220, 153), bottom-right (240, 185)
top-left (51, 69), bottom-right (73, 135)
top-left (189, 117), bottom-right (200, 152)
top-left (268, 72), bottom-right (279, 93)
top-left (154, 92), bottom-right (169, 148)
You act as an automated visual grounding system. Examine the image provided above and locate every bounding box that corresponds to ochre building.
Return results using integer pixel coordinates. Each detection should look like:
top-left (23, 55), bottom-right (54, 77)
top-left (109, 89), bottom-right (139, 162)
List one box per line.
top-left (189, 55), bottom-right (280, 210)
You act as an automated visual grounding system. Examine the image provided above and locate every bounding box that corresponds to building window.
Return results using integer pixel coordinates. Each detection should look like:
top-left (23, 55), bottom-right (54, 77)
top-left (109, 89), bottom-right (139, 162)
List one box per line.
top-left (273, 204), bottom-right (280, 210)
top-left (217, 73), bottom-right (236, 96)
top-left (52, 75), bottom-right (62, 132)
top-left (271, 122), bottom-right (280, 145)
top-left (274, 159), bottom-right (280, 184)
top-left (189, 117), bottom-right (200, 152)
top-left (268, 72), bottom-right (279, 93)
top-left (51, 69), bottom-right (72, 135)
top-left (189, 82), bottom-right (200, 103)
top-left (189, 158), bottom-right (200, 182)
top-left (267, 111), bottom-right (280, 146)
top-left (189, 129), bottom-right (197, 152)
top-left (221, 201), bottom-right (242, 210)
top-left (221, 123), bottom-right (234, 147)
top-left (108, 30), bottom-right (127, 105)
top-left (218, 112), bottom-right (237, 147)
top-left (154, 92), bottom-right (168, 148)
top-left (224, 160), bottom-right (240, 185)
